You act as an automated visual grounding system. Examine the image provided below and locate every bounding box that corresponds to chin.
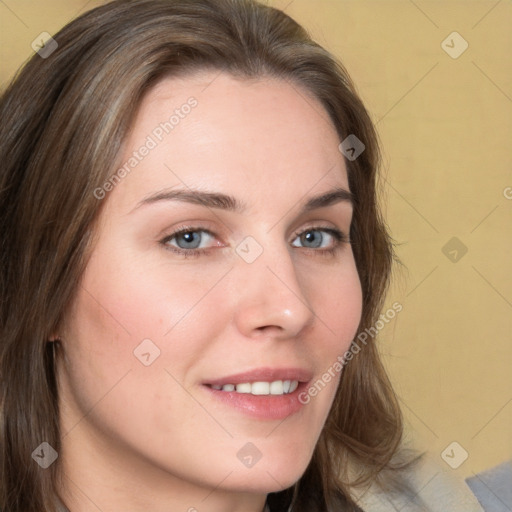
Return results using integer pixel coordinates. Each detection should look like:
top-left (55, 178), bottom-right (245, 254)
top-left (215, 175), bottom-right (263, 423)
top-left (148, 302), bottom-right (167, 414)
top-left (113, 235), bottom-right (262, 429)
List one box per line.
top-left (223, 451), bottom-right (312, 493)
top-left (225, 473), bottom-right (302, 495)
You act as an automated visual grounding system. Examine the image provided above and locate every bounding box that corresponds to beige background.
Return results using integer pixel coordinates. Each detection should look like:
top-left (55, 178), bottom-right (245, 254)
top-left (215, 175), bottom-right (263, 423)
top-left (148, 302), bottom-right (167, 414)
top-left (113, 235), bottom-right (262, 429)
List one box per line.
top-left (1, 0), bottom-right (510, 481)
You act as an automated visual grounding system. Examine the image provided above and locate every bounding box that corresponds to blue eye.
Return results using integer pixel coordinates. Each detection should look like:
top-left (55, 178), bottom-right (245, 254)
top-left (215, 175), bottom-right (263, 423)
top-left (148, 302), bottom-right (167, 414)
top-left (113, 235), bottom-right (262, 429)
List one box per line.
top-left (162, 228), bottom-right (214, 255)
top-left (292, 229), bottom-right (335, 249)
top-left (172, 230), bottom-right (212, 250)
top-left (290, 227), bottom-right (349, 256)
top-left (161, 226), bottom-right (349, 259)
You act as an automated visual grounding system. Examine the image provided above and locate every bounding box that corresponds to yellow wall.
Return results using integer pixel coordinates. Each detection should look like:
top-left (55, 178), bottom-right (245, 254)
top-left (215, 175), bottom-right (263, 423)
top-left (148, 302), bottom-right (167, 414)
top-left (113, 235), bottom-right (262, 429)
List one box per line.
top-left (1, 0), bottom-right (510, 481)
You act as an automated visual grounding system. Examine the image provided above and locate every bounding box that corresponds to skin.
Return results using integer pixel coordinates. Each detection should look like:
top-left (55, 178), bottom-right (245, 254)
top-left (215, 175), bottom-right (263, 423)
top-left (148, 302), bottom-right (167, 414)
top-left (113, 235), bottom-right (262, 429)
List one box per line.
top-left (55, 71), bottom-right (363, 512)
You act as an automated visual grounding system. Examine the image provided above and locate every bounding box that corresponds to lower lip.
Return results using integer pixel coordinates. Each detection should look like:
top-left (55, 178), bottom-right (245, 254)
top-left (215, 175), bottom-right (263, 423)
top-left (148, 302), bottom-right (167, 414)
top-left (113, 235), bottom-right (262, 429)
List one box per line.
top-left (202, 382), bottom-right (309, 420)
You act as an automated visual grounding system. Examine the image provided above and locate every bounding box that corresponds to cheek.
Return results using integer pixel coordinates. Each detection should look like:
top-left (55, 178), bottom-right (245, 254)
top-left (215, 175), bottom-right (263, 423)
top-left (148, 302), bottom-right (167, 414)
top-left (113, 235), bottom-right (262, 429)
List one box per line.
top-left (308, 254), bottom-right (363, 356)
top-left (73, 241), bottom-right (223, 346)
top-left (57, 255), bottom-right (226, 470)
top-left (305, 256), bottom-right (363, 401)
top-left (59, 245), bottom-right (230, 413)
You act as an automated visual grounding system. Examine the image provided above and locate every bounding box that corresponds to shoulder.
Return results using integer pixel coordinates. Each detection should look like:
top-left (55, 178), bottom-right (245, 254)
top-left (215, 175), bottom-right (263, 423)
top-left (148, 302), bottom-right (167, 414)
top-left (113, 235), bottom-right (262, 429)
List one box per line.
top-left (465, 459), bottom-right (512, 512)
top-left (352, 453), bottom-right (485, 512)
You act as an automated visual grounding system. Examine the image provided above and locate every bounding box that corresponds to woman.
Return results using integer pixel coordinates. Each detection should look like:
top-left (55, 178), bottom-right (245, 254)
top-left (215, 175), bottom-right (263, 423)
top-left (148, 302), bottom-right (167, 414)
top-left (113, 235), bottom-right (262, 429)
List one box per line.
top-left (0, 1), bottom-right (484, 511)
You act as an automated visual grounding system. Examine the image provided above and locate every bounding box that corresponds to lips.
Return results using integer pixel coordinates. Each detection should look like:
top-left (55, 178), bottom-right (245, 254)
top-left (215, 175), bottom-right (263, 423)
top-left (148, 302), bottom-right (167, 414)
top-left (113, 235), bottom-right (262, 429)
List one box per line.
top-left (203, 367), bottom-right (313, 387)
top-left (202, 367), bottom-right (313, 420)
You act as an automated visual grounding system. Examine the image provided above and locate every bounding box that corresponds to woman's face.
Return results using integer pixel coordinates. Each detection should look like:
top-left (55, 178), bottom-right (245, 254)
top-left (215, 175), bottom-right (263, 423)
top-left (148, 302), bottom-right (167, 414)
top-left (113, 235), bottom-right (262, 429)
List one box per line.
top-left (56, 71), bottom-right (363, 509)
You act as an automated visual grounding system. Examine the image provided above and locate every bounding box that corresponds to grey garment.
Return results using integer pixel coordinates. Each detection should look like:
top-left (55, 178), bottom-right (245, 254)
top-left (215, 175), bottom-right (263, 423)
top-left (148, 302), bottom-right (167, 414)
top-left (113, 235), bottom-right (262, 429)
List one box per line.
top-left (353, 454), bottom-right (485, 512)
top-left (466, 460), bottom-right (512, 512)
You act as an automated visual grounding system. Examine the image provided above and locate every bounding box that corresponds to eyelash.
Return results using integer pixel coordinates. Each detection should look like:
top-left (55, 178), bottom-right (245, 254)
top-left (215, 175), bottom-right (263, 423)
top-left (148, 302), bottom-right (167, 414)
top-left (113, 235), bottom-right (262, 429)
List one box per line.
top-left (160, 224), bottom-right (350, 259)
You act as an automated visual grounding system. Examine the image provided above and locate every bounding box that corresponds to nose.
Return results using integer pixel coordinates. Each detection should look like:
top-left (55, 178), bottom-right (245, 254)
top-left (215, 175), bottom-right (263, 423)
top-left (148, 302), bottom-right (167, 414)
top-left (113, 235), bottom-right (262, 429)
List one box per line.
top-left (232, 241), bottom-right (316, 340)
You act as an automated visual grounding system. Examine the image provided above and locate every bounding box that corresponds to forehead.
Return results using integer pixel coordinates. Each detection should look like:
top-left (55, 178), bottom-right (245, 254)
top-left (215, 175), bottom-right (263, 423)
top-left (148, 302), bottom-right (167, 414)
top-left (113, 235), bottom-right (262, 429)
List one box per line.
top-left (109, 71), bottom-right (348, 213)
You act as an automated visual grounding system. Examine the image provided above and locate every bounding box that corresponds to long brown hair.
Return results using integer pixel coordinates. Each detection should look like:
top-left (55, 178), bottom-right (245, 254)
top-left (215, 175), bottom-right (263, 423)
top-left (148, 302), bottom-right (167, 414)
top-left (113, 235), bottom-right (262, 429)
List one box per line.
top-left (0, 1), bottom-right (407, 510)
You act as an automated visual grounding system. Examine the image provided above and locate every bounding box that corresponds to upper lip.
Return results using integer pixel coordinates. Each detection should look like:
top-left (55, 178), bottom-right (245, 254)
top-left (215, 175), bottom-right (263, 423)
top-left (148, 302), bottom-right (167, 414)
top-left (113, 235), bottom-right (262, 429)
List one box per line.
top-left (203, 367), bottom-right (313, 386)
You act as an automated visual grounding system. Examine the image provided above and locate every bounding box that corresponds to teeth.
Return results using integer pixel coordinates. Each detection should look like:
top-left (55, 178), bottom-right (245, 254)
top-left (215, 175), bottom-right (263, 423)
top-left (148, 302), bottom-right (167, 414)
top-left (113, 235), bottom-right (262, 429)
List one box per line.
top-left (214, 380), bottom-right (299, 395)
top-left (251, 382), bottom-right (270, 395)
top-left (269, 380), bottom-right (284, 395)
top-left (235, 383), bottom-right (252, 393)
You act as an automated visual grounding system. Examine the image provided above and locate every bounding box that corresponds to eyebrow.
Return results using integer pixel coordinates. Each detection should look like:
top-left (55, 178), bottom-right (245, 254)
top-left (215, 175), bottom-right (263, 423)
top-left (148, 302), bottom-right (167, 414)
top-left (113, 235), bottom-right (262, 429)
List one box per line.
top-left (130, 186), bottom-right (354, 215)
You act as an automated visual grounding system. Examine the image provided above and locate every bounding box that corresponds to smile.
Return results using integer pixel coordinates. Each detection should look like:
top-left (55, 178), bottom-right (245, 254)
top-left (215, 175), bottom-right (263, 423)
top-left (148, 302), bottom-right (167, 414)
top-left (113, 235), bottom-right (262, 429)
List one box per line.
top-left (207, 380), bottom-right (299, 395)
